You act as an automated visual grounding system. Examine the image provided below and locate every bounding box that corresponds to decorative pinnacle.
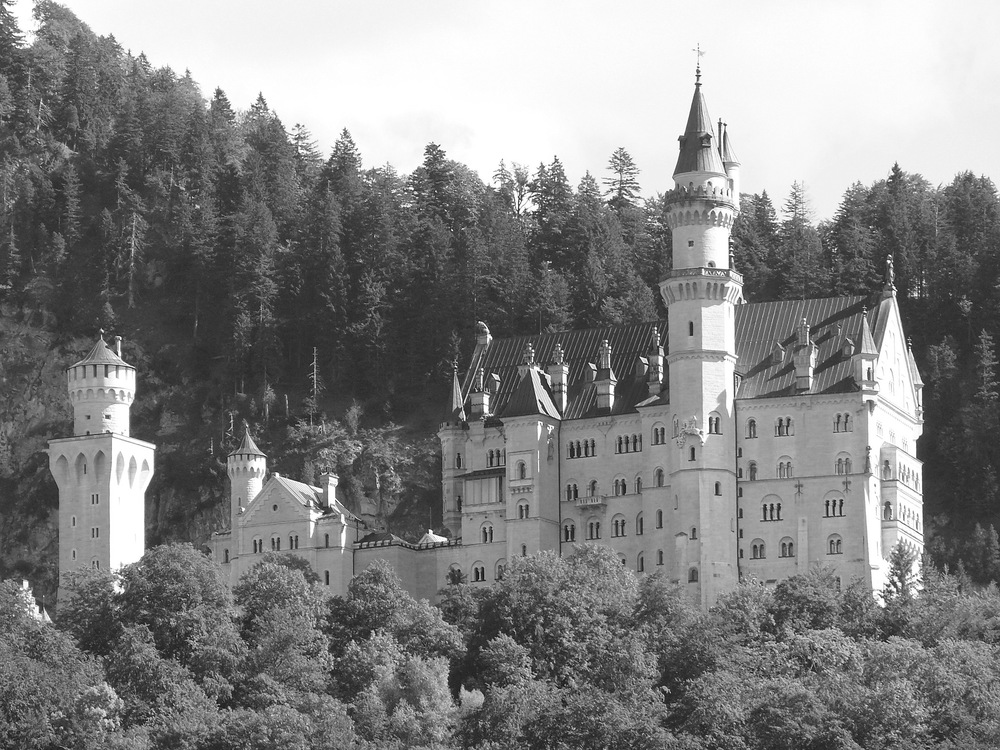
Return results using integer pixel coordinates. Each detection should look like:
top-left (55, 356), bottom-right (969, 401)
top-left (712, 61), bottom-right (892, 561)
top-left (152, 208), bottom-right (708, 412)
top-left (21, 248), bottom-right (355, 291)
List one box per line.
top-left (99, 328), bottom-right (105, 339)
top-left (692, 44), bottom-right (705, 85)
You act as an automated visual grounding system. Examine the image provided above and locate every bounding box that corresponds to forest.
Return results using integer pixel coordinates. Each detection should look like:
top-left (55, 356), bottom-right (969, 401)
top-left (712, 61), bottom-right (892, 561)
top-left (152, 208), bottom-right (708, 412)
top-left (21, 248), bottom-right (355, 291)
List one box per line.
top-left (9, 540), bottom-right (1000, 749)
top-left (1, 3), bottom-right (1000, 594)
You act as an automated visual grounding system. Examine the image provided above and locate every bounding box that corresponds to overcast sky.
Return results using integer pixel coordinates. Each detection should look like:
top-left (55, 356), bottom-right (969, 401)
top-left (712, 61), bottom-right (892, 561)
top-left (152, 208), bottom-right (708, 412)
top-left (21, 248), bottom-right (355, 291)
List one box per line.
top-left (11, 0), bottom-right (1000, 221)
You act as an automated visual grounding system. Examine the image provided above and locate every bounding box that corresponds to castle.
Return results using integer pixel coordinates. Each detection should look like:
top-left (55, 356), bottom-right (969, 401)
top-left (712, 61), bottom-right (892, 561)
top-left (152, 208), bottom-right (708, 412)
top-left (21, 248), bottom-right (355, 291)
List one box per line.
top-left (50, 74), bottom-right (924, 608)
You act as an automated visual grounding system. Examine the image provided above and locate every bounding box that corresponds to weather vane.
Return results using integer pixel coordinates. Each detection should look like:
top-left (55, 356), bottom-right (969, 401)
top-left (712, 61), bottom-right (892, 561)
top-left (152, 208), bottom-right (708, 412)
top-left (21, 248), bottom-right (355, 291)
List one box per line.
top-left (693, 44), bottom-right (705, 83)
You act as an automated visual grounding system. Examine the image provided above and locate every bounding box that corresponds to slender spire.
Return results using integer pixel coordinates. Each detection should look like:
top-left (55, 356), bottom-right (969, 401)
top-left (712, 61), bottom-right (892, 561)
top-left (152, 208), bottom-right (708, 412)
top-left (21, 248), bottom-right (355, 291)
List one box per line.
top-left (674, 73), bottom-right (726, 178)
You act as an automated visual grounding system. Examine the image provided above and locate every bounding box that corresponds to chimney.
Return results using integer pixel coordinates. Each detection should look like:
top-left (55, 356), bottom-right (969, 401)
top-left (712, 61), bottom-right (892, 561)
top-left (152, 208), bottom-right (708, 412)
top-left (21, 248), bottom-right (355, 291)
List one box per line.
top-left (547, 343), bottom-right (569, 414)
top-left (470, 368), bottom-right (490, 419)
top-left (320, 472), bottom-right (339, 508)
top-left (596, 340), bottom-right (617, 412)
top-left (793, 319), bottom-right (817, 392)
top-left (647, 326), bottom-right (664, 396)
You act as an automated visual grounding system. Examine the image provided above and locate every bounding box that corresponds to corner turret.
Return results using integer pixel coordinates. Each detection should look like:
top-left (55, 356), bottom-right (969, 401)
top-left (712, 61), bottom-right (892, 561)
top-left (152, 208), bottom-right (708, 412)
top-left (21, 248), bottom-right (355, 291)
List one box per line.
top-left (66, 331), bottom-right (136, 437)
top-left (228, 426), bottom-right (266, 533)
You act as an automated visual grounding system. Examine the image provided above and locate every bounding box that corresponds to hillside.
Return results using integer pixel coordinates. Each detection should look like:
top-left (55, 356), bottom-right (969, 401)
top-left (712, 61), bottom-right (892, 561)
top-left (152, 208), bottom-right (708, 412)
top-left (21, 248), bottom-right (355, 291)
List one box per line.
top-left (2, 1), bottom-right (1000, 598)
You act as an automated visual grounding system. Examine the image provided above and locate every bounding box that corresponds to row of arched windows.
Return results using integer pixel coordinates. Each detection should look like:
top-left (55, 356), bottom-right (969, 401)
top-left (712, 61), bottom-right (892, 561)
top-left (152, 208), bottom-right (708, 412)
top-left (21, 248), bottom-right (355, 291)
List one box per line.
top-left (836, 458), bottom-right (853, 474)
top-left (567, 473), bottom-right (660, 501)
top-left (615, 434), bottom-right (643, 453)
top-left (569, 439), bottom-right (597, 458)
top-left (744, 535), bottom-right (842, 559)
top-left (652, 426), bottom-right (667, 444)
top-left (761, 502), bottom-right (783, 521)
top-left (480, 524), bottom-right (495, 543)
top-left (486, 449), bottom-right (506, 467)
top-left (824, 498), bottom-right (845, 517)
top-left (833, 413), bottom-right (853, 432)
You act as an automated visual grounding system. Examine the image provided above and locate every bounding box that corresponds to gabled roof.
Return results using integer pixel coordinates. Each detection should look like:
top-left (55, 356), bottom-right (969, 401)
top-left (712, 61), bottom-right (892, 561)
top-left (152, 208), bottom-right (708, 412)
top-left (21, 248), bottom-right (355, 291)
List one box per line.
top-left (500, 367), bottom-right (560, 420)
top-left (267, 473), bottom-right (359, 521)
top-left (674, 81), bottom-right (726, 177)
top-left (463, 322), bottom-right (666, 422)
top-left (70, 333), bottom-right (130, 369)
top-left (735, 295), bottom-right (880, 399)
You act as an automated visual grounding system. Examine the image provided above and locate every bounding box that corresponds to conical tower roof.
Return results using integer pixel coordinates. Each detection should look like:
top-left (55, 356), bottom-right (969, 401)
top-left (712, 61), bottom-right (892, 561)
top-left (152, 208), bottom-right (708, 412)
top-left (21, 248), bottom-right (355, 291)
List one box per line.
top-left (722, 123), bottom-right (739, 164)
top-left (673, 77), bottom-right (727, 178)
top-left (70, 331), bottom-right (130, 369)
top-left (230, 426), bottom-right (266, 458)
top-left (445, 364), bottom-right (467, 422)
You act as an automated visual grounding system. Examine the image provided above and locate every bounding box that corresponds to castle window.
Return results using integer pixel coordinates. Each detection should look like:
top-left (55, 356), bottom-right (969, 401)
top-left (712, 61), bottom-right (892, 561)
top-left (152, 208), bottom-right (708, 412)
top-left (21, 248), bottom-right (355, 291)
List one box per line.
top-left (751, 540), bottom-right (766, 559)
top-left (272, 504), bottom-right (278, 511)
top-left (569, 442), bottom-right (576, 459)
top-left (456, 452), bottom-right (462, 469)
top-left (690, 527), bottom-right (698, 540)
top-left (616, 436), bottom-right (623, 454)
top-left (589, 480), bottom-right (598, 497)
top-left (689, 446), bottom-right (696, 462)
top-left (636, 513), bottom-right (644, 535)
top-left (588, 520), bottom-right (602, 540)
top-left (517, 461), bottom-right (527, 480)
top-left (776, 417), bottom-right (793, 436)
top-left (714, 482), bottom-right (722, 496)
top-left (777, 460), bottom-right (793, 478)
top-left (635, 476), bottom-right (643, 494)
top-left (708, 415), bottom-right (721, 434)
top-left (672, 417), bottom-right (679, 438)
top-left (655, 468), bottom-right (665, 487)
top-left (481, 523), bottom-right (494, 543)
top-left (657, 549), bottom-right (664, 565)
top-left (738, 507), bottom-right (743, 519)
top-left (688, 239), bottom-right (695, 248)
top-left (457, 495), bottom-right (462, 511)
top-left (91, 527), bottom-right (99, 538)
top-left (563, 522), bottom-right (576, 542)
top-left (223, 549), bottom-right (230, 563)
top-left (324, 571), bottom-right (330, 586)
top-left (566, 483), bottom-right (579, 501)
top-left (487, 450), bottom-right (494, 467)
top-left (71, 515), bottom-right (76, 527)
top-left (91, 493), bottom-right (99, 505)
top-left (656, 509), bottom-right (663, 528)
top-left (883, 501), bottom-right (893, 521)
top-left (518, 502), bottom-right (529, 519)
top-left (828, 535), bottom-right (843, 555)
top-left (72, 549), bottom-right (77, 560)
top-left (780, 538), bottom-right (795, 558)
top-left (689, 321), bottom-right (694, 337)
top-left (521, 544), bottom-right (527, 556)
top-left (637, 554), bottom-right (645, 573)
top-left (612, 516), bottom-right (626, 537)
top-left (92, 558), bottom-right (100, 569)
top-left (324, 533), bottom-right (329, 548)
top-left (688, 568), bottom-right (699, 583)
top-left (748, 462), bottom-right (758, 481)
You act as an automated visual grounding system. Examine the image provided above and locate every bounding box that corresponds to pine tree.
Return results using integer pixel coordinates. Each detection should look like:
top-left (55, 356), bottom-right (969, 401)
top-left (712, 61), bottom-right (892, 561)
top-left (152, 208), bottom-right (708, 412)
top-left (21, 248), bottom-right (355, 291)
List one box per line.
top-left (603, 147), bottom-right (641, 213)
top-left (975, 328), bottom-right (999, 404)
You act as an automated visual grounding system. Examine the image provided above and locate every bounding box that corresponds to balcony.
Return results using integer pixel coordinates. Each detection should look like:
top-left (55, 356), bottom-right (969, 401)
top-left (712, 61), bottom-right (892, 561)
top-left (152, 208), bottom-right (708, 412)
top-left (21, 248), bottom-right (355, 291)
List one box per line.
top-left (575, 494), bottom-right (607, 509)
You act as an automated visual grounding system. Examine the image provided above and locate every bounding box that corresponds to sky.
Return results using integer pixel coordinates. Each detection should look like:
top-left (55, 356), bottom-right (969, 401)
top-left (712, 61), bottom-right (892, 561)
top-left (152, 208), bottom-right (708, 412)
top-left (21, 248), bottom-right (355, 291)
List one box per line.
top-left (10, 0), bottom-right (1000, 221)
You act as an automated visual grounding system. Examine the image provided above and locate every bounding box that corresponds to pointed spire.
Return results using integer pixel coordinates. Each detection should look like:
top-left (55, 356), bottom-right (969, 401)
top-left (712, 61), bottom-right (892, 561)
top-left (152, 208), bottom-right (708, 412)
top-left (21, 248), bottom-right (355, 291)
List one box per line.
top-left (721, 122), bottom-right (740, 165)
top-left (447, 362), bottom-right (466, 422)
top-left (230, 422), bottom-right (266, 457)
top-left (883, 253), bottom-right (896, 297)
top-left (551, 342), bottom-right (565, 366)
top-left (857, 306), bottom-right (878, 356)
top-left (674, 75), bottom-right (726, 178)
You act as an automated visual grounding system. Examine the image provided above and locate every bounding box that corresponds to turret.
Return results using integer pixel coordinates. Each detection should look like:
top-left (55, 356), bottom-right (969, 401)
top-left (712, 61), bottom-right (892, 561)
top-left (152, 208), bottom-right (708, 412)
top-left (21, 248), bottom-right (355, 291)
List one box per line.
top-left (469, 368), bottom-right (490, 419)
top-left (647, 326), bottom-right (664, 397)
top-left (792, 318), bottom-right (818, 392)
top-left (720, 119), bottom-right (741, 211)
top-left (228, 426), bottom-right (266, 533)
top-left (66, 331), bottom-right (136, 437)
top-left (855, 306), bottom-right (879, 402)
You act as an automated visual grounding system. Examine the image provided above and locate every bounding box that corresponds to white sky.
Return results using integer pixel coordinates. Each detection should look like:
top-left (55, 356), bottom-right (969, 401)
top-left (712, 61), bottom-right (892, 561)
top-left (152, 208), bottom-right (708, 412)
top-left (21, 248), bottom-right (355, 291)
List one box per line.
top-left (11, 0), bottom-right (1000, 221)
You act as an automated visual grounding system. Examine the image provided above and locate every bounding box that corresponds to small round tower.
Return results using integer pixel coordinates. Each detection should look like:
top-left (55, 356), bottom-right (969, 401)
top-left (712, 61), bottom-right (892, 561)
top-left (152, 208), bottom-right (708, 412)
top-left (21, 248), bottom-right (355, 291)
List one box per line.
top-left (228, 426), bottom-right (266, 531)
top-left (67, 331), bottom-right (136, 437)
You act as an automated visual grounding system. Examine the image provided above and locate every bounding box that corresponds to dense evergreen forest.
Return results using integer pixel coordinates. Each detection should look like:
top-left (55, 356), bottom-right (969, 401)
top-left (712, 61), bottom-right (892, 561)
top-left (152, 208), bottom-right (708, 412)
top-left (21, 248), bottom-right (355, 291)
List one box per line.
top-left (1, 0), bottom-right (1000, 595)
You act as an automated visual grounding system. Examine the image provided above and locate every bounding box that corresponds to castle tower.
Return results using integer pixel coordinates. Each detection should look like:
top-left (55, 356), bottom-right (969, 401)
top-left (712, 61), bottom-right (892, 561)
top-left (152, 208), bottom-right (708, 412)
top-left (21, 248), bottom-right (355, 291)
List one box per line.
top-left (48, 332), bottom-right (155, 598)
top-left (227, 426), bottom-right (267, 535)
top-left (659, 70), bottom-right (743, 607)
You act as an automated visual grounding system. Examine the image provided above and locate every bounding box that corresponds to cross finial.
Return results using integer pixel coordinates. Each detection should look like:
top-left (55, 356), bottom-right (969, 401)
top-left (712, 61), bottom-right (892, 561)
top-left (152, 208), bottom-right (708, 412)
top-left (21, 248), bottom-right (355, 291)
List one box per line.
top-left (693, 44), bottom-right (705, 84)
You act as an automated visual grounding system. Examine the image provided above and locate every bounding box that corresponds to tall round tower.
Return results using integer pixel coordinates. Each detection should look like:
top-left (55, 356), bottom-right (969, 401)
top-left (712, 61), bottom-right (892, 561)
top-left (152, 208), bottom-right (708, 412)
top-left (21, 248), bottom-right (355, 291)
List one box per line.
top-left (660, 68), bottom-right (743, 607)
top-left (228, 426), bottom-right (267, 533)
top-left (66, 331), bottom-right (136, 436)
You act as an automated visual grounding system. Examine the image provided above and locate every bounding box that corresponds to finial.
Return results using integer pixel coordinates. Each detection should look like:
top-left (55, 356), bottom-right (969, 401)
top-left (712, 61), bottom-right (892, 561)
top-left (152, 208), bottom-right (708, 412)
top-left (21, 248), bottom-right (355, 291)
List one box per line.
top-left (552, 343), bottom-right (564, 366)
top-left (885, 253), bottom-right (896, 293)
top-left (523, 342), bottom-right (535, 367)
top-left (452, 359), bottom-right (458, 373)
top-left (692, 44), bottom-right (705, 85)
top-left (862, 305), bottom-right (868, 319)
top-left (98, 328), bottom-right (105, 340)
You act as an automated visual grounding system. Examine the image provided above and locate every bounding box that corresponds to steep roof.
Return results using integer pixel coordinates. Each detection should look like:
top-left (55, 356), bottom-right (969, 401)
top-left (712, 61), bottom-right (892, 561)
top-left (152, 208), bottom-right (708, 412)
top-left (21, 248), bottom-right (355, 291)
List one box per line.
top-left (500, 367), bottom-right (561, 420)
top-left (673, 81), bottom-right (727, 177)
top-left (734, 295), bottom-right (879, 399)
top-left (721, 124), bottom-right (739, 164)
top-left (229, 427), bottom-right (266, 458)
top-left (70, 333), bottom-right (130, 369)
top-left (271, 473), bottom-right (359, 521)
top-left (462, 322), bottom-right (665, 421)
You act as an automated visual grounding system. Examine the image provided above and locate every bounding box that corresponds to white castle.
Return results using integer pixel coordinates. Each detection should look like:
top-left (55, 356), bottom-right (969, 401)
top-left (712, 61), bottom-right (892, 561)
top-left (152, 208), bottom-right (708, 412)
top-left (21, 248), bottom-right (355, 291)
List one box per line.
top-left (51, 74), bottom-right (924, 608)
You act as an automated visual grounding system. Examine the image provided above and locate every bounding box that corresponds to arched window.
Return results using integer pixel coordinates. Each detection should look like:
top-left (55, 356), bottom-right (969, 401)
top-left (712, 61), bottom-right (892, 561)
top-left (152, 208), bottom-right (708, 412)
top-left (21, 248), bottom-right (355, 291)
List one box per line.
top-left (655, 468), bottom-right (665, 487)
top-left (690, 526), bottom-right (698, 540)
top-left (584, 440), bottom-right (591, 457)
top-left (616, 436), bottom-right (623, 453)
top-left (223, 549), bottom-right (230, 564)
top-left (590, 439), bottom-right (596, 455)
top-left (612, 515), bottom-right (626, 537)
top-left (828, 535), bottom-right (843, 555)
top-left (656, 509), bottom-right (663, 528)
top-left (569, 442), bottom-right (576, 459)
top-left (738, 507), bottom-right (743, 519)
top-left (636, 513), bottom-right (644, 535)
top-left (780, 537), bottom-right (795, 558)
top-left (324, 571), bottom-right (330, 586)
top-left (834, 413), bottom-right (842, 433)
top-left (563, 522), bottom-right (576, 542)
top-left (635, 476), bottom-right (643, 494)
top-left (496, 560), bottom-right (507, 580)
top-left (672, 416), bottom-right (679, 438)
top-left (748, 462), bottom-right (758, 481)
top-left (746, 419), bottom-right (757, 439)
top-left (487, 450), bottom-right (494, 467)
top-left (517, 461), bottom-right (527, 480)
top-left (714, 481), bottom-right (721, 496)
top-left (708, 414), bottom-right (721, 434)
top-left (566, 483), bottom-right (579, 501)
top-left (844, 414), bottom-right (852, 431)
top-left (637, 553), bottom-right (645, 573)
top-left (456, 452), bottom-right (463, 469)
top-left (751, 539), bottom-right (766, 559)
top-left (689, 446), bottom-right (696, 462)
top-left (657, 549), bottom-right (664, 565)
top-left (521, 544), bottom-right (528, 557)
top-left (689, 321), bottom-right (695, 336)
top-left (688, 567), bottom-right (699, 582)
top-left (883, 501), bottom-right (892, 520)
top-left (589, 480), bottom-right (598, 497)
top-left (518, 502), bottom-right (529, 519)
